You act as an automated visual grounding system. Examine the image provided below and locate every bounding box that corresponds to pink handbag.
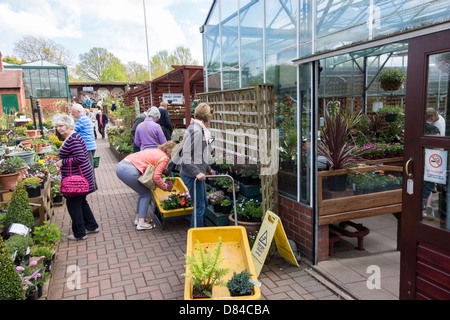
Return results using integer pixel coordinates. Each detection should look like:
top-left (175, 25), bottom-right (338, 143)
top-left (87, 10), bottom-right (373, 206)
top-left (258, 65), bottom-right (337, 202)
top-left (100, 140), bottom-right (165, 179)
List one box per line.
top-left (61, 159), bottom-right (90, 196)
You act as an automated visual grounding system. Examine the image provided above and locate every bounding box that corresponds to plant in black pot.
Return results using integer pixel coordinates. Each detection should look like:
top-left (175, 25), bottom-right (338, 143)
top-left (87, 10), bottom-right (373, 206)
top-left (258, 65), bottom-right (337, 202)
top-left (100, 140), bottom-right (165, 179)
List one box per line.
top-left (23, 177), bottom-right (42, 198)
top-left (208, 191), bottom-right (224, 213)
top-left (318, 109), bottom-right (362, 191)
top-left (227, 269), bottom-right (255, 297)
top-left (247, 199), bottom-right (263, 222)
top-left (220, 199), bottom-right (232, 215)
top-left (51, 179), bottom-right (62, 203)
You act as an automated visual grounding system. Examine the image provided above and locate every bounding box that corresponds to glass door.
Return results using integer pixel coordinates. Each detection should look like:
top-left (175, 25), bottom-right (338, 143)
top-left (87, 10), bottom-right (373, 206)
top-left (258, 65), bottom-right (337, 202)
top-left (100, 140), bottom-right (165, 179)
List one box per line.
top-left (401, 29), bottom-right (450, 300)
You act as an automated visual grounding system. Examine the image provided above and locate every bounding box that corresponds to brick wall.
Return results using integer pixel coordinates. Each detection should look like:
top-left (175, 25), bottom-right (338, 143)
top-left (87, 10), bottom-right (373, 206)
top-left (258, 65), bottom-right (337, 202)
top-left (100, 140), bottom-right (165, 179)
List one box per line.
top-left (278, 195), bottom-right (331, 263)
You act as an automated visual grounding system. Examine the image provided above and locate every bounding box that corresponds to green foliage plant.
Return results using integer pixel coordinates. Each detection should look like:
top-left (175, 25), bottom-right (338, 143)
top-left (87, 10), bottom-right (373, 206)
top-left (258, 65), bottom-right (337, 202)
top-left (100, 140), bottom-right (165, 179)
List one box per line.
top-left (0, 237), bottom-right (25, 300)
top-left (220, 199), bottom-right (231, 207)
top-left (0, 157), bottom-right (23, 175)
top-left (32, 221), bottom-right (66, 246)
top-left (4, 179), bottom-right (34, 229)
top-left (182, 237), bottom-right (231, 298)
top-left (227, 269), bottom-right (254, 296)
top-left (23, 177), bottom-right (42, 188)
top-left (378, 68), bottom-right (406, 91)
top-left (5, 234), bottom-right (34, 259)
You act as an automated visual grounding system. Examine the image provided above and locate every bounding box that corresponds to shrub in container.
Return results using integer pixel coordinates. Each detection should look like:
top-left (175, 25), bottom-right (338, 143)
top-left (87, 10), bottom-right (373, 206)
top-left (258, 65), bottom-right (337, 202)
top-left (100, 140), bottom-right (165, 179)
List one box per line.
top-left (227, 269), bottom-right (254, 297)
top-left (0, 237), bottom-right (25, 300)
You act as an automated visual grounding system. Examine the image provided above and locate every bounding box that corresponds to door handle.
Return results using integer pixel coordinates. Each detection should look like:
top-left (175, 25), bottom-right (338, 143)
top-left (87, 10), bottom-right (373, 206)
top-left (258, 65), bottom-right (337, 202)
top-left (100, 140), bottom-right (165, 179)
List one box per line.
top-left (405, 157), bottom-right (413, 178)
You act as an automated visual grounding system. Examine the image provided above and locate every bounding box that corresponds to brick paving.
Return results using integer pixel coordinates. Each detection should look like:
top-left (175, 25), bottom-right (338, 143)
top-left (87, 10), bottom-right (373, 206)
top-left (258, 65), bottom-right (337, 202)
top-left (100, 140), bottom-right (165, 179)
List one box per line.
top-left (47, 137), bottom-right (346, 300)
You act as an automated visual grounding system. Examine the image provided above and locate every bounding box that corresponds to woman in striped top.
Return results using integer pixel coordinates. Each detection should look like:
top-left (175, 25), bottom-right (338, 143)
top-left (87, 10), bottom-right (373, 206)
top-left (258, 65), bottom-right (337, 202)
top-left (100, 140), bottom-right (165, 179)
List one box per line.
top-left (53, 114), bottom-right (99, 241)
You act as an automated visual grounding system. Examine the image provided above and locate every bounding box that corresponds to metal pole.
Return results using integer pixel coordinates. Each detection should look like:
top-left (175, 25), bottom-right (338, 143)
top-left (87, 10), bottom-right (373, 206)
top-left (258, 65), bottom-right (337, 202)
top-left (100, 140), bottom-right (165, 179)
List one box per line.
top-left (143, 0), bottom-right (154, 107)
top-left (35, 100), bottom-right (45, 138)
top-left (29, 95), bottom-right (37, 129)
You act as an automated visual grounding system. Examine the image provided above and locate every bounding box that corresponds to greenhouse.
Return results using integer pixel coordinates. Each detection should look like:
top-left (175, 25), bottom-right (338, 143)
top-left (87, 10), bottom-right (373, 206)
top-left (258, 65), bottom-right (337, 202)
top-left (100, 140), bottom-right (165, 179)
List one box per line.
top-left (201, 0), bottom-right (450, 299)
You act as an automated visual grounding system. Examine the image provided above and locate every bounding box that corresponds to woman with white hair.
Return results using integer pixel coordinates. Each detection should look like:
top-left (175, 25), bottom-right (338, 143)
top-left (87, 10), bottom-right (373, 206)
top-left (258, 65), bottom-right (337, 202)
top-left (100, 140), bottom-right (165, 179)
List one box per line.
top-left (134, 106), bottom-right (167, 150)
top-left (53, 114), bottom-right (99, 241)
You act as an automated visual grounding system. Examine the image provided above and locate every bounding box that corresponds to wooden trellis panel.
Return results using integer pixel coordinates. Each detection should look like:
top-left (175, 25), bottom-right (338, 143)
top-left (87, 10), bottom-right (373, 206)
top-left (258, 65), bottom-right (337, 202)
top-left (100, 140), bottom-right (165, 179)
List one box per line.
top-left (198, 84), bottom-right (278, 215)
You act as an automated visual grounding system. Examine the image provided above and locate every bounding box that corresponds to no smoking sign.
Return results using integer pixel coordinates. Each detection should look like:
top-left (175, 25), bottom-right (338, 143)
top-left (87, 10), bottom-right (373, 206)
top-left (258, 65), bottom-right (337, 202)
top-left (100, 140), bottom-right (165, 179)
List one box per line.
top-left (424, 149), bottom-right (448, 184)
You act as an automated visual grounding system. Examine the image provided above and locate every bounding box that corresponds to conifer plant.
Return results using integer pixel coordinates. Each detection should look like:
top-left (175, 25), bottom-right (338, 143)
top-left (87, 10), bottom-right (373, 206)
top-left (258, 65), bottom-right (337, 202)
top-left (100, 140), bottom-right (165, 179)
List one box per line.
top-left (4, 179), bottom-right (34, 229)
top-left (0, 237), bottom-right (25, 300)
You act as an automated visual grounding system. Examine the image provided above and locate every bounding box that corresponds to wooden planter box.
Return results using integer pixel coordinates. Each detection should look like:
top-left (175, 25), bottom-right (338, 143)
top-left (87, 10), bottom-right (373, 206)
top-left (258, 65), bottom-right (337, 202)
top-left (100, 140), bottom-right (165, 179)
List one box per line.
top-left (109, 142), bottom-right (130, 162)
top-left (318, 165), bottom-right (403, 226)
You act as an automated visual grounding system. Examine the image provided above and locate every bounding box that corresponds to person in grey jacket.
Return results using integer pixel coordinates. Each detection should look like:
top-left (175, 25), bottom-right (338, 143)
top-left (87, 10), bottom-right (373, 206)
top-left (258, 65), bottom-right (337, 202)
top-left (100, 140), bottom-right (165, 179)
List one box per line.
top-left (179, 103), bottom-right (215, 228)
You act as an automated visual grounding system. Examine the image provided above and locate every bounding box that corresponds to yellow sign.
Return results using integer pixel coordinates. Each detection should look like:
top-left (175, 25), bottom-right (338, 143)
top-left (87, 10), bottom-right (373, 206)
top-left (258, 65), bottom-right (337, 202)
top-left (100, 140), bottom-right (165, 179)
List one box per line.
top-left (251, 211), bottom-right (300, 276)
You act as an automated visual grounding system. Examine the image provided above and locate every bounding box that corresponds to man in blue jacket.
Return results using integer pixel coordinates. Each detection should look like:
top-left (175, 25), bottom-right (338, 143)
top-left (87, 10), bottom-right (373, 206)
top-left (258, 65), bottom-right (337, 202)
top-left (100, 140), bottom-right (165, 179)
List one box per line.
top-left (71, 103), bottom-right (97, 189)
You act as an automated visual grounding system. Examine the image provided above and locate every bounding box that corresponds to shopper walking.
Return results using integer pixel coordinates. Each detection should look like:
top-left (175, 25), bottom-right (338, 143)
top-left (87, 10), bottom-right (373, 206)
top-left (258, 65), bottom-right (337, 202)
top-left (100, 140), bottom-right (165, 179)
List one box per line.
top-left (178, 103), bottom-right (215, 228)
top-left (116, 141), bottom-right (177, 230)
top-left (53, 114), bottom-right (99, 241)
top-left (96, 109), bottom-right (108, 140)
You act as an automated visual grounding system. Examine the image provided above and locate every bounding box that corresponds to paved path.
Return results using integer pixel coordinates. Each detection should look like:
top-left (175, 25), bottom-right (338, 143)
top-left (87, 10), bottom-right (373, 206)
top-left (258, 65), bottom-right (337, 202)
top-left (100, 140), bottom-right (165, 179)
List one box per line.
top-left (47, 138), bottom-right (346, 300)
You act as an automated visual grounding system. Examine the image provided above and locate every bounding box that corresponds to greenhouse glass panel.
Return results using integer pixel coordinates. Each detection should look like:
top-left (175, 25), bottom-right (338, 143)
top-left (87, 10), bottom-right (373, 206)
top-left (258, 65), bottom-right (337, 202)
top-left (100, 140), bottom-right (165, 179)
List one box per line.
top-left (240, 0), bottom-right (263, 65)
top-left (266, 48), bottom-right (297, 92)
top-left (57, 69), bottom-right (68, 98)
top-left (241, 59), bottom-right (264, 88)
top-left (265, 0), bottom-right (297, 56)
top-left (38, 69), bottom-right (50, 98)
top-left (299, 0), bottom-right (313, 57)
top-left (49, 69), bottom-right (60, 97)
top-left (375, 0), bottom-right (450, 39)
top-left (22, 69), bottom-right (32, 97)
top-left (205, 2), bottom-right (221, 92)
top-left (221, 0), bottom-right (240, 90)
top-left (30, 69), bottom-right (41, 98)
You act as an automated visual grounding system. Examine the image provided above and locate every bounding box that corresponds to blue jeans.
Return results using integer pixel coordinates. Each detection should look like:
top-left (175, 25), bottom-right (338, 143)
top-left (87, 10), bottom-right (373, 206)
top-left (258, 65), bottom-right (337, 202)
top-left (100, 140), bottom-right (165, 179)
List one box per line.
top-left (116, 160), bottom-right (153, 219)
top-left (181, 174), bottom-right (208, 228)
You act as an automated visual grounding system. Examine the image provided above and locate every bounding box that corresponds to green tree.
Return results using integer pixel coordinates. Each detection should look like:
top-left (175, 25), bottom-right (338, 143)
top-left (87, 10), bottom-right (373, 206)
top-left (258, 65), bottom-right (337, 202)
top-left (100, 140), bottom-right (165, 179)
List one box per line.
top-left (76, 48), bottom-right (127, 82)
top-left (150, 46), bottom-right (198, 79)
top-left (13, 35), bottom-right (72, 66)
top-left (126, 61), bottom-right (149, 82)
top-left (2, 55), bottom-right (25, 65)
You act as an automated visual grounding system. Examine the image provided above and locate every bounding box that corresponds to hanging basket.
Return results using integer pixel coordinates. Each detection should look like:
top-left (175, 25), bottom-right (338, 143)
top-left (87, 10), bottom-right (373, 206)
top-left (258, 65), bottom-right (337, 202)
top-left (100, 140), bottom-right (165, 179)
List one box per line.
top-left (380, 80), bottom-right (403, 91)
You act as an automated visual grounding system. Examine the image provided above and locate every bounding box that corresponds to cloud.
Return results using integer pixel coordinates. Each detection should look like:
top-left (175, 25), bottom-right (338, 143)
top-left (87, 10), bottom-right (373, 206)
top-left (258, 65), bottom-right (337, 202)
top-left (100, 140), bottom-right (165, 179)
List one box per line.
top-left (0, 0), bottom-right (213, 66)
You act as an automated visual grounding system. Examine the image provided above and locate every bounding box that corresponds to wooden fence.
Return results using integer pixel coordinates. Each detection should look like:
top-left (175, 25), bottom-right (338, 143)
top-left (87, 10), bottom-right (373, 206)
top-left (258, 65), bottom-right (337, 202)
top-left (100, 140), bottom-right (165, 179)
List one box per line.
top-left (199, 84), bottom-right (279, 215)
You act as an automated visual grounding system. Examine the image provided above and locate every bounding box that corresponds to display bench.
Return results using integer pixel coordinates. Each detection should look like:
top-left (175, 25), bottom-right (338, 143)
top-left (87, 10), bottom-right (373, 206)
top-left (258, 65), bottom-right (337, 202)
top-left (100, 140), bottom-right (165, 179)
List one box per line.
top-left (318, 165), bottom-right (403, 225)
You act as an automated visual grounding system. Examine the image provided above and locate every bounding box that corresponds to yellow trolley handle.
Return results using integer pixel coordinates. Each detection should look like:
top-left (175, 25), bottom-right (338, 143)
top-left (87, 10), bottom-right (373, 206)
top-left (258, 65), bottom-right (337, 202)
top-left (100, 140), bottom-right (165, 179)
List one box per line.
top-left (193, 174), bottom-right (238, 228)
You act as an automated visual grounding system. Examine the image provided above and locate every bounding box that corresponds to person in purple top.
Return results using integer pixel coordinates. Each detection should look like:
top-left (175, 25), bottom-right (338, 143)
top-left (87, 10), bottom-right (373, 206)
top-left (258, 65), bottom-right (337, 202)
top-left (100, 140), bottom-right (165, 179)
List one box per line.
top-left (53, 114), bottom-right (99, 241)
top-left (134, 107), bottom-right (167, 150)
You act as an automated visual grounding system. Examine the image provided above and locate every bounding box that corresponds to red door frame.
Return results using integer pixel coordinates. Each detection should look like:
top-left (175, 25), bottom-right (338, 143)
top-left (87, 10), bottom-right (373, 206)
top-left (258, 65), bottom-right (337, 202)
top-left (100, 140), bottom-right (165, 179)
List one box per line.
top-left (400, 29), bottom-right (450, 300)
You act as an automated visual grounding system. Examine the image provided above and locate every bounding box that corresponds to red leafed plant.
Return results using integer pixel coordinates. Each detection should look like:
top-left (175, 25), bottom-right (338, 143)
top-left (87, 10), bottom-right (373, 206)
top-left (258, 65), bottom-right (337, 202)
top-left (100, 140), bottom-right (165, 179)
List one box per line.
top-left (318, 109), bottom-right (361, 170)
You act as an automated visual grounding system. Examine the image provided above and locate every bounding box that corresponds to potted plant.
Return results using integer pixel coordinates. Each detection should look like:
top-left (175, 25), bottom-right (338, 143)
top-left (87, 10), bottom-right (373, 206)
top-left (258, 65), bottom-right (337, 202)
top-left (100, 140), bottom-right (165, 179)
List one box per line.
top-left (4, 179), bottom-right (34, 230)
top-left (378, 68), bottom-right (406, 91)
top-left (208, 191), bottom-right (224, 213)
top-left (160, 192), bottom-right (192, 211)
top-left (227, 269), bottom-right (254, 297)
top-left (0, 157), bottom-right (22, 190)
top-left (23, 177), bottom-right (42, 198)
top-left (51, 180), bottom-right (63, 203)
top-left (220, 198), bottom-right (232, 215)
top-left (182, 237), bottom-right (231, 299)
top-left (377, 105), bottom-right (403, 122)
top-left (5, 234), bottom-right (34, 266)
top-left (32, 221), bottom-right (66, 247)
top-left (0, 237), bottom-right (25, 300)
top-left (229, 199), bottom-right (263, 236)
top-left (318, 109), bottom-right (362, 191)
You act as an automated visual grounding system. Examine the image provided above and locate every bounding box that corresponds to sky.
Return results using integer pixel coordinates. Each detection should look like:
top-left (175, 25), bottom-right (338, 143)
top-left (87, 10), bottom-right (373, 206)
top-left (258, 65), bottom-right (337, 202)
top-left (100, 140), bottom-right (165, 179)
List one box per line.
top-left (0, 0), bottom-right (213, 68)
